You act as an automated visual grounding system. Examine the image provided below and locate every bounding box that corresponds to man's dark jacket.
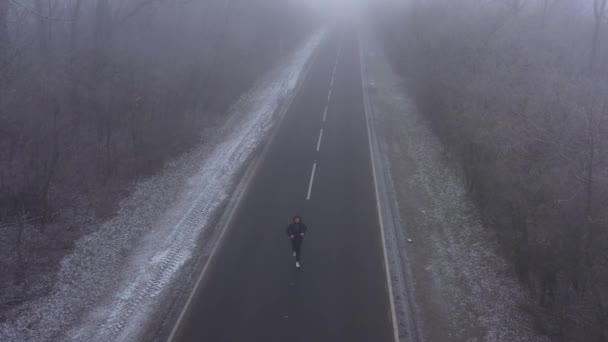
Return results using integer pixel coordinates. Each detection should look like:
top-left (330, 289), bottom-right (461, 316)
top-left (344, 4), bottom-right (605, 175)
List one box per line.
top-left (286, 222), bottom-right (307, 239)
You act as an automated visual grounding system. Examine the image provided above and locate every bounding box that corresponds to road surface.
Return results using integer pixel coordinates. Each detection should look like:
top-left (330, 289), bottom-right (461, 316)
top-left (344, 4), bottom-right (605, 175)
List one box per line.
top-left (170, 30), bottom-right (395, 342)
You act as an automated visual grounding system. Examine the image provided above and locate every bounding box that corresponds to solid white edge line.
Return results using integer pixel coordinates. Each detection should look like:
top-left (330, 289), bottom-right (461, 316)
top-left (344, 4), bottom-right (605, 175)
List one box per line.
top-left (323, 106), bottom-right (328, 122)
top-left (327, 88), bottom-right (332, 102)
top-left (359, 36), bottom-right (401, 342)
top-left (166, 143), bottom-right (256, 342)
top-left (316, 128), bottom-right (324, 152)
top-left (166, 30), bottom-right (326, 342)
top-left (306, 162), bottom-right (317, 200)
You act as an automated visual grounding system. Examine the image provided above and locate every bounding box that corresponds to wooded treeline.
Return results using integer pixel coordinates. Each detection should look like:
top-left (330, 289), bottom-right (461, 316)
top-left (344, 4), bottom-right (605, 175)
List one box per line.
top-left (374, 0), bottom-right (608, 340)
top-left (0, 0), bottom-right (312, 304)
top-left (0, 0), bottom-right (311, 224)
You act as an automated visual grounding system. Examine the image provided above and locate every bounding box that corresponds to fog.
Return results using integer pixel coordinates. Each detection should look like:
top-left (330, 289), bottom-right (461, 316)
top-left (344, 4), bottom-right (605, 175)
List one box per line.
top-left (295, 0), bottom-right (373, 20)
top-left (0, 0), bottom-right (313, 336)
top-left (2, 0), bottom-right (608, 341)
top-left (374, 0), bottom-right (608, 340)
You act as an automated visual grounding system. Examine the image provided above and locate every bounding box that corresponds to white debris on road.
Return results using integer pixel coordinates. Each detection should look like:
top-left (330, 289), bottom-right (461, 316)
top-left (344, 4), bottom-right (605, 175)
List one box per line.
top-left (0, 30), bottom-right (325, 342)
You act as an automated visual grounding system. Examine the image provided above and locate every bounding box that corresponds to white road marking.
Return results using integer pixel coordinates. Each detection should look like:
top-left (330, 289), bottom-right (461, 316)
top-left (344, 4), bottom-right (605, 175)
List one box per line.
top-left (332, 46), bottom-right (340, 76)
top-left (323, 106), bottom-right (327, 122)
top-left (166, 132), bottom-right (267, 342)
top-left (359, 37), bottom-right (402, 342)
top-left (316, 128), bottom-right (324, 152)
top-left (327, 45), bottom-right (339, 107)
top-left (166, 30), bottom-right (327, 342)
top-left (306, 162), bottom-right (317, 200)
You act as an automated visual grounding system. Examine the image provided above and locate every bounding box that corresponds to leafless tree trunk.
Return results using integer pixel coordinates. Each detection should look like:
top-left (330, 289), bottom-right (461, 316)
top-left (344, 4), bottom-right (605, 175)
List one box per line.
top-left (201, 1), bottom-right (234, 107)
top-left (590, 0), bottom-right (607, 70)
top-left (69, 0), bottom-right (82, 53)
top-left (0, 0), bottom-right (8, 66)
top-left (576, 99), bottom-right (602, 292)
top-left (510, 0), bottom-right (525, 14)
top-left (541, 0), bottom-right (559, 26)
top-left (0, 0), bottom-right (8, 106)
top-left (95, 0), bottom-right (111, 50)
top-left (39, 105), bottom-right (60, 231)
top-left (67, 0), bottom-right (83, 127)
top-left (582, 107), bottom-right (595, 275)
top-left (33, 0), bottom-right (50, 56)
top-left (15, 207), bottom-right (28, 281)
top-left (103, 115), bottom-right (113, 183)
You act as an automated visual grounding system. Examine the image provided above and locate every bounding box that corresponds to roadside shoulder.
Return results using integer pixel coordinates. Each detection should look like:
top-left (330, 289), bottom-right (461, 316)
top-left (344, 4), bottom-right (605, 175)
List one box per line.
top-left (360, 29), bottom-right (549, 342)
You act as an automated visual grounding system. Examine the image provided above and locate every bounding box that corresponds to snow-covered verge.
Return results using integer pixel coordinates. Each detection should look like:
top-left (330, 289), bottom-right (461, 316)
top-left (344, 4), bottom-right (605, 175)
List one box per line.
top-left (360, 30), bottom-right (550, 342)
top-left (0, 30), bottom-right (325, 342)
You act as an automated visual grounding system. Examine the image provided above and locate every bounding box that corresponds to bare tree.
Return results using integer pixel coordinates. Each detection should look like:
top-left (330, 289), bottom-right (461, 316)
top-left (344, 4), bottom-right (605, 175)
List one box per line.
top-left (590, 0), bottom-right (607, 70)
top-left (374, 0), bottom-right (608, 339)
top-left (39, 105), bottom-right (60, 231)
top-left (0, 0), bottom-right (8, 66)
top-left (541, 0), bottom-right (562, 24)
top-left (95, 0), bottom-right (111, 46)
top-left (0, 0), bottom-right (314, 324)
top-left (33, 0), bottom-right (49, 56)
top-left (15, 207), bottom-right (28, 281)
top-left (69, 0), bottom-right (82, 53)
top-left (508, 0), bottom-right (526, 14)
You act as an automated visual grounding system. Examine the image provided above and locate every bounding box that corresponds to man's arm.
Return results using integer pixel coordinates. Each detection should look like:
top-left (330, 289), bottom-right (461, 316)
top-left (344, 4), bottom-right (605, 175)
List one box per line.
top-left (286, 224), bottom-right (294, 238)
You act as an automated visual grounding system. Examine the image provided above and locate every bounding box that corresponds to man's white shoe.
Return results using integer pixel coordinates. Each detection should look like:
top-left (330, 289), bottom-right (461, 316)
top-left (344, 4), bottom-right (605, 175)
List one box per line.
top-left (293, 251), bottom-right (296, 257)
top-left (295, 261), bottom-right (300, 268)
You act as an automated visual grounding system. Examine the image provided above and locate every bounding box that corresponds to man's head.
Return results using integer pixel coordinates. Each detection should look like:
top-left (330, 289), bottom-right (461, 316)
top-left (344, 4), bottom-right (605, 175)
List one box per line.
top-left (293, 215), bottom-right (301, 224)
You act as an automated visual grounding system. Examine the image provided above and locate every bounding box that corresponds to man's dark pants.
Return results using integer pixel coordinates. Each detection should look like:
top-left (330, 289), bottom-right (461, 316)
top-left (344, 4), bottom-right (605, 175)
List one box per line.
top-left (291, 237), bottom-right (303, 262)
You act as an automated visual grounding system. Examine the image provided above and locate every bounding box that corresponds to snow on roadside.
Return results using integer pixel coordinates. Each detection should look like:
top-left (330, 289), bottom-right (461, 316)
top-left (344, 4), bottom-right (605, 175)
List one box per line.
top-left (360, 30), bottom-right (549, 342)
top-left (0, 30), bottom-right (325, 342)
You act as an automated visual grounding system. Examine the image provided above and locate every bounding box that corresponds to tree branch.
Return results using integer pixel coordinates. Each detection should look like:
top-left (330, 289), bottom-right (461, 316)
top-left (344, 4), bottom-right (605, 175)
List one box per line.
top-left (10, 0), bottom-right (77, 22)
top-left (117, 0), bottom-right (163, 25)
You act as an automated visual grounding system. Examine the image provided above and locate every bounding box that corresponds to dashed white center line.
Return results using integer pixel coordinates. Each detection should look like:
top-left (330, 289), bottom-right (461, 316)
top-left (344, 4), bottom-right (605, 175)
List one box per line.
top-left (316, 128), bottom-right (324, 152)
top-left (306, 162), bottom-right (317, 200)
top-left (307, 46), bottom-right (339, 201)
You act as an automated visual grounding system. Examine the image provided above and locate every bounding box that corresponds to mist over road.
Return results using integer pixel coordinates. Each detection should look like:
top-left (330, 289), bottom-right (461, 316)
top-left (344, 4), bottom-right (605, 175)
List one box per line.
top-left (168, 30), bottom-right (396, 342)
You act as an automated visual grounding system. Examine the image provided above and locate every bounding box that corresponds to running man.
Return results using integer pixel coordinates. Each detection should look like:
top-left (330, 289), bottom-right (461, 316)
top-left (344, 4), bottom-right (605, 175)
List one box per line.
top-left (286, 215), bottom-right (307, 268)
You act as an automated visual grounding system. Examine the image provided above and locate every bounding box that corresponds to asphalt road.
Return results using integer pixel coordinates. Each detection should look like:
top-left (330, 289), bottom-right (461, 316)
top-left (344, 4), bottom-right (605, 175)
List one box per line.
top-left (172, 30), bottom-right (395, 342)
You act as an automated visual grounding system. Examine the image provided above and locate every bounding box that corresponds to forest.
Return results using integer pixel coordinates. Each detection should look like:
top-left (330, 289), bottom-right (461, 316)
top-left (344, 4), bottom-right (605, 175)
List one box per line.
top-left (374, 0), bottom-right (608, 340)
top-left (0, 0), bottom-right (311, 311)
